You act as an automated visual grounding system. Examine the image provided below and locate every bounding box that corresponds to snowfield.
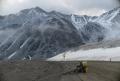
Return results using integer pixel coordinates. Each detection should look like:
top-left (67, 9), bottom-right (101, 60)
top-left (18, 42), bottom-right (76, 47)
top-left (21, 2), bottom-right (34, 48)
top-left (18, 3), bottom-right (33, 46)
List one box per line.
top-left (48, 47), bottom-right (120, 61)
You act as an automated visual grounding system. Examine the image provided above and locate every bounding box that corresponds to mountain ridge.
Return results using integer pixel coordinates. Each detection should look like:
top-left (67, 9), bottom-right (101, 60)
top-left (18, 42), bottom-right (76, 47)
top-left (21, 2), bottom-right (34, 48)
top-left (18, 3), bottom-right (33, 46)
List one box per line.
top-left (0, 7), bottom-right (120, 60)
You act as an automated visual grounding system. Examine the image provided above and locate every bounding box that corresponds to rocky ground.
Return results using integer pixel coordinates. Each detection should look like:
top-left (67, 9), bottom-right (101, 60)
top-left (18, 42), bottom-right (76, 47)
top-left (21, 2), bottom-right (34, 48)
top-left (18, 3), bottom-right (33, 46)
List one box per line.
top-left (0, 61), bottom-right (119, 81)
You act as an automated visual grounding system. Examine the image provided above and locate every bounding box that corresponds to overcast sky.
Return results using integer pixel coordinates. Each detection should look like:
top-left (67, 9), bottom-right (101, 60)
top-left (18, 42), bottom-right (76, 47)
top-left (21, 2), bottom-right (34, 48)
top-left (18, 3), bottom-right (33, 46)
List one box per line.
top-left (0, 0), bottom-right (120, 16)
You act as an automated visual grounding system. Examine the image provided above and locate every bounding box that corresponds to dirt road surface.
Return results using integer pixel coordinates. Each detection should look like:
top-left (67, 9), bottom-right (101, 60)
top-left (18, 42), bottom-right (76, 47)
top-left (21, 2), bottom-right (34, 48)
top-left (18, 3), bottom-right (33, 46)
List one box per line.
top-left (0, 61), bottom-right (119, 81)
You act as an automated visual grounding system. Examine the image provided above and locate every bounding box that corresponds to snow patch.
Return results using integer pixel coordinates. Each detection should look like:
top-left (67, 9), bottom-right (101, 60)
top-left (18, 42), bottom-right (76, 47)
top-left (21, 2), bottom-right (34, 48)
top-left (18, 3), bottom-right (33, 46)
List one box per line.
top-left (8, 52), bottom-right (16, 59)
top-left (48, 47), bottom-right (120, 61)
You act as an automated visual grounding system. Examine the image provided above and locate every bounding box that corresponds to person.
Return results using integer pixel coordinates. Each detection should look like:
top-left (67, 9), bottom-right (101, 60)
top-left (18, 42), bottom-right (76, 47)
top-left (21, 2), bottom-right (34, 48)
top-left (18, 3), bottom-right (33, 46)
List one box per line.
top-left (75, 61), bottom-right (88, 73)
top-left (82, 61), bottom-right (88, 73)
top-left (77, 62), bottom-right (83, 72)
top-left (76, 62), bottom-right (83, 72)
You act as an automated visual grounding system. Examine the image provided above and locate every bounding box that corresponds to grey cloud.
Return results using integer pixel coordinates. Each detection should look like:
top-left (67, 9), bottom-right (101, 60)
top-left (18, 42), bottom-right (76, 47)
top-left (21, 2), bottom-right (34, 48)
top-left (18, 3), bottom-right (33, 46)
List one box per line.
top-left (0, 0), bottom-right (3, 11)
top-left (0, 0), bottom-right (3, 7)
top-left (0, 0), bottom-right (120, 15)
top-left (65, 0), bottom-right (119, 10)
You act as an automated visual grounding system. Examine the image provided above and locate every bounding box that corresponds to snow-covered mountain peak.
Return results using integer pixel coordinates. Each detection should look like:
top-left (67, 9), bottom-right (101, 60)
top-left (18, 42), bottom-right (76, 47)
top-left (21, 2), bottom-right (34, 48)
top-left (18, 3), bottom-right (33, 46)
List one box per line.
top-left (71, 15), bottom-right (88, 24)
top-left (97, 7), bottom-right (120, 23)
top-left (17, 7), bottom-right (48, 17)
top-left (0, 7), bottom-right (50, 29)
top-left (71, 14), bottom-right (89, 30)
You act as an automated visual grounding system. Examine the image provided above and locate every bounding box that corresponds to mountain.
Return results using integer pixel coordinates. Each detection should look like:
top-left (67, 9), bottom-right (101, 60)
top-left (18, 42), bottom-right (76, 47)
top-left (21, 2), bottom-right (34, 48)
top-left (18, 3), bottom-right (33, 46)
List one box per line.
top-left (97, 7), bottom-right (120, 23)
top-left (0, 7), bottom-right (83, 60)
top-left (0, 7), bottom-right (120, 60)
top-left (95, 7), bottom-right (120, 40)
top-left (80, 22), bottom-right (106, 42)
top-left (72, 7), bottom-right (120, 42)
top-left (71, 14), bottom-right (97, 30)
top-left (71, 15), bottom-right (107, 43)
